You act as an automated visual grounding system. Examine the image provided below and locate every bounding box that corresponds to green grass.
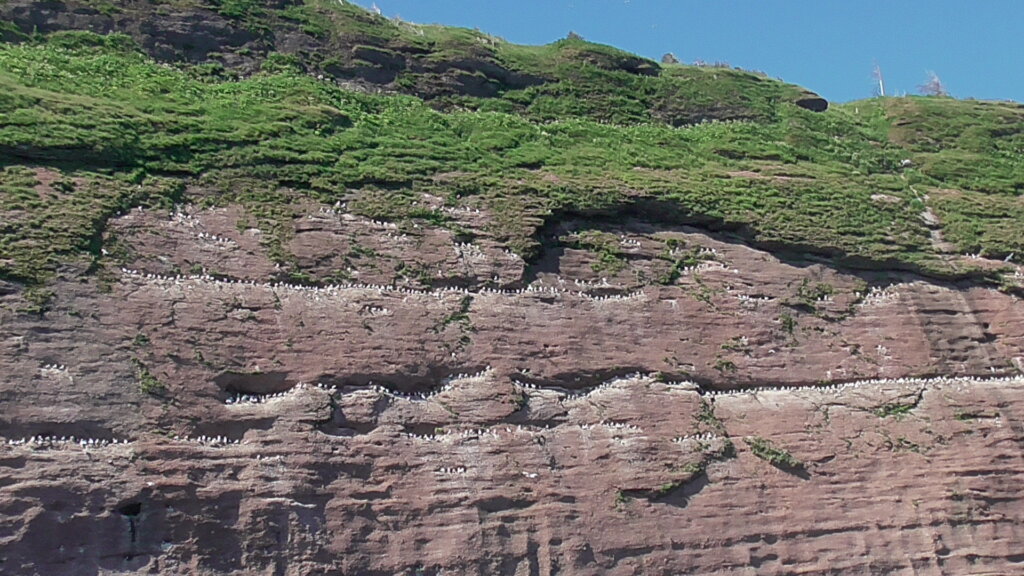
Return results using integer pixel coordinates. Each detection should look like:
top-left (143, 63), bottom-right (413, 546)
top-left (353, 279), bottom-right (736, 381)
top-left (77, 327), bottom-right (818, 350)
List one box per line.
top-left (562, 230), bottom-right (626, 274)
top-left (1, 16), bottom-right (1023, 292)
top-left (745, 436), bottom-right (802, 469)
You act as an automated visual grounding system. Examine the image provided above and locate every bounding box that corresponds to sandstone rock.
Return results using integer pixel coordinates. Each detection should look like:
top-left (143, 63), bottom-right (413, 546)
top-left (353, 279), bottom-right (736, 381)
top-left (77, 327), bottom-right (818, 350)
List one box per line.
top-left (0, 4), bottom-right (1019, 571)
top-left (1, 201), bottom-right (1022, 574)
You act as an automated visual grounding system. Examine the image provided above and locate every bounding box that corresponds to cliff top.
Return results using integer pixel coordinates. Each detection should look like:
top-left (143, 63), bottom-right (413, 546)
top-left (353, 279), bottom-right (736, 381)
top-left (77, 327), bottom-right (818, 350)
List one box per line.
top-left (1, 0), bottom-right (1023, 297)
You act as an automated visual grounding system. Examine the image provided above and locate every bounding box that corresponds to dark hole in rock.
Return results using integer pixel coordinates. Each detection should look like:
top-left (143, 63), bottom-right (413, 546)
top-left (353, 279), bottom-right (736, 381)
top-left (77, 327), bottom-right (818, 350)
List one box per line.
top-left (118, 502), bottom-right (142, 517)
top-left (118, 502), bottom-right (143, 550)
top-left (193, 417), bottom-right (275, 440)
top-left (215, 371), bottom-right (291, 394)
top-left (795, 96), bottom-right (829, 112)
top-left (323, 370), bottom-right (460, 394)
top-left (12, 422), bottom-right (114, 442)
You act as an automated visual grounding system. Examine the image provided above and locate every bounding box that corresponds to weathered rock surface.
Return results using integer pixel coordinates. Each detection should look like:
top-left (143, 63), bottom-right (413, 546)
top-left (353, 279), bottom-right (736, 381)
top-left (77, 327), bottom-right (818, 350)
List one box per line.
top-left (1, 199), bottom-right (1023, 574)
top-left (0, 0), bottom-right (826, 118)
top-left (0, 0), bottom-right (549, 99)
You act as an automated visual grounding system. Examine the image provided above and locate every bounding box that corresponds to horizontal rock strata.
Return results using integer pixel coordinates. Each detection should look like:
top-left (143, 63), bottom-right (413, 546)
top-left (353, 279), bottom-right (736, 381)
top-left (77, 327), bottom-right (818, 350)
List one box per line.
top-left (1, 203), bottom-right (1022, 575)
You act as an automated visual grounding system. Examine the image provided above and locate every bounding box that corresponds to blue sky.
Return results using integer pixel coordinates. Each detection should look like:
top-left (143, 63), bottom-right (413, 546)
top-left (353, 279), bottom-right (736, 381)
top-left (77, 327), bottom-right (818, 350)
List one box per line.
top-left (350, 0), bottom-right (1021, 103)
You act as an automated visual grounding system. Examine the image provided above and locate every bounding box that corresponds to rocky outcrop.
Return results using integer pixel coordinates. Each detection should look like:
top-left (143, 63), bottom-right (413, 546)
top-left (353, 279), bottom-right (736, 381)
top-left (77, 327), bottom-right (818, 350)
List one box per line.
top-left (0, 0), bottom-right (267, 70)
top-left (0, 0), bottom-right (826, 118)
top-left (1, 198), bottom-right (1022, 574)
top-left (0, 0), bottom-right (547, 99)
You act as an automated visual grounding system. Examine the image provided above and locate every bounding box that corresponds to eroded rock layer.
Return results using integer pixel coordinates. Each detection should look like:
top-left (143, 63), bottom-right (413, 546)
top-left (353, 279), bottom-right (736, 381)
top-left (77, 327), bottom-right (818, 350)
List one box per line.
top-left (2, 202), bottom-right (1023, 575)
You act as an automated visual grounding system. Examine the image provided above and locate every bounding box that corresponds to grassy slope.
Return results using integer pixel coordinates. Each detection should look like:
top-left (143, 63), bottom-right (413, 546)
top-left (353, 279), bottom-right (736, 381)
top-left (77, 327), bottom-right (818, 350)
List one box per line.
top-left (1, 6), bottom-right (1023, 291)
top-left (30, 0), bottom-right (810, 125)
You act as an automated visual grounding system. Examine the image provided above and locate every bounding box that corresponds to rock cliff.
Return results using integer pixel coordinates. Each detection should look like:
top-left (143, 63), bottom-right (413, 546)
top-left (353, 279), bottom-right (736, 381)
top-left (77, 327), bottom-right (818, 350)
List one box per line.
top-left (2, 2), bottom-right (1024, 575)
top-left (2, 199), bottom-right (1024, 575)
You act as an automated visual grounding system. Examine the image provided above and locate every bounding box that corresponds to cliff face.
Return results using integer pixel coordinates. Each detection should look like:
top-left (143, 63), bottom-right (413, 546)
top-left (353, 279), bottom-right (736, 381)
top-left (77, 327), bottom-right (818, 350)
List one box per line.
top-left (2, 197), bottom-right (1024, 575)
top-left (3, 1), bottom-right (1024, 574)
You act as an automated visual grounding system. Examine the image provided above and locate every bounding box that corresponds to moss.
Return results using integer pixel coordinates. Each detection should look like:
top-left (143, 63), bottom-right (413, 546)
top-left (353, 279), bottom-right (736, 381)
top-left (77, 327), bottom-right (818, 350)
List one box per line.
top-left (654, 481), bottom-right (682, 497)
top-left (437, 295), bottom-right (473, 330)
top-left (797, 279), bottom-right (834, 305)
top-left (681, 461), bottom-right (706, 476)
top-left (874, 402), bottom-right (915, 418)
top-left (745, 436), bottom-right (802, 469)
top-left (713, 358), bottom-right (737, 373)
top-left (779, 313), bottom-right (797, 335)
top-left (18, 286), bottom-right (54, 315)
top-left (614, 490), bottom-right (631, 506)
top-left (695, 399), bottom-right (723, 431)
top-left (132, 359), bottom-right (166, 396)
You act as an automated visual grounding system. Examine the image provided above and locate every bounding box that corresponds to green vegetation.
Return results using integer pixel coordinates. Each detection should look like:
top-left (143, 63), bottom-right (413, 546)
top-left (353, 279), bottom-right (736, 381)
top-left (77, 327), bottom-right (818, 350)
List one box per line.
top-left (745, 436), bottom-right (802, 469)
top-left (562, 230), bottom-right (626, 273)
top-left (687, 275), bottom-right (718, 308)
top-left (434, 295), bottom-right (474, 354)
top-left (620, 399), bottom-right (738, 505)
top-left (19, 286), bottom-right (55, 315)
top-left (953, 410), bottom-right (995, 421)
top-left (2, 3), bottom-right (1023, 295)
top-left (655, 241), bottom-right (717, 285)
top-left (721, 336), bottom-right (752, 355)
top-left (653, 480), bottom-right (683, 497)
top-left (614, 490), bottom-right (631, 507)
top-left (694, 398), bottom-right (724, 432)
top-left (796, 279), bottom-right (834, 307)
top-left (132, 359), bottom-right (166, 395)
top-left (713, 358), bottom-right (738, 373)
top-left (438, 295), bottom-right (473, 330)
top-left (779, 313), bottom-right (797, 336)
top-left (874, 402), bottom-right (916, 418)
top-left (642, 409), bottom-right (736, 502)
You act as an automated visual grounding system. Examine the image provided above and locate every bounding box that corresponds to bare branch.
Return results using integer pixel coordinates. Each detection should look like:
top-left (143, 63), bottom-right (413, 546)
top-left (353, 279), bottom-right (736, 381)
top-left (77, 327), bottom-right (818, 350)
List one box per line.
top-left (918, 71), bottom-right (948, 97)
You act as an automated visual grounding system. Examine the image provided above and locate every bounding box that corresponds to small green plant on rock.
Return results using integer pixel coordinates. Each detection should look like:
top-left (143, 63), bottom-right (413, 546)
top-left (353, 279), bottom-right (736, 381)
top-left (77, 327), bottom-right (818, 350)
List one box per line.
top-left (563, 230), bottom-right (626, 274)
top-left (779, 313), bottom-right (797, 336)
top-left (654, 481), bottom-right (683, 497)
top-left (721, 336), bottom-right (752, 355)
top-left (745, 436), bottom-right (802, 469)
top-left (954, 410), bottom-right (994, 421)
top-left (132, 359), bottom-right (166, 396)
top-left (138, 371), bottom-right (165, 395)
top-left (681, 461), bottom-right (706, 476)
top-left (874, 402), bottom-right (915, 418)
top-left (714, 357), bottom-right (737, 373)
top-left (694, 398), bottom-right (727, 436)
top-left (19, 287), bottom-right (54, 316)
top-left (438, 295), bottom-right (473, 330)
top-left (614, 490), bottom-right (631, 507)
top-left (796, 279), bottom-right (834, 306)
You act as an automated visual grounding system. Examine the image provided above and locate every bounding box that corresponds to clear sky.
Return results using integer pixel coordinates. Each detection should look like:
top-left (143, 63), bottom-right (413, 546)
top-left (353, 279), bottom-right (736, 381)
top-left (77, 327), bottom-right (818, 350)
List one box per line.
top-left (350, 0), bottom-right (1022, 103)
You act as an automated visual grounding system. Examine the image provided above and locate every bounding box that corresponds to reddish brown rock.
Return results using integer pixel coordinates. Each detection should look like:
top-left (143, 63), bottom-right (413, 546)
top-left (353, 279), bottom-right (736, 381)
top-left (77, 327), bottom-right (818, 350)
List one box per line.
top-left (1, 202), bottom-right (1023, 575)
